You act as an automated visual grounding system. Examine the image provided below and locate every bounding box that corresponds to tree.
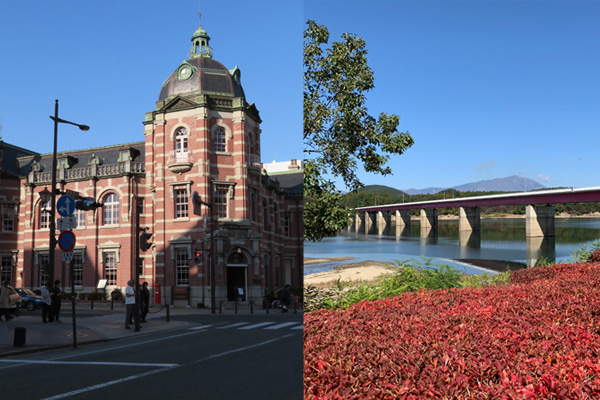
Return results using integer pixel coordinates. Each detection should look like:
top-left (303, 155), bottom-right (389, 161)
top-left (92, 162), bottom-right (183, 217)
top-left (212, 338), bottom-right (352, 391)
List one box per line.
top-left (304, 20), bottom-right (414, 241)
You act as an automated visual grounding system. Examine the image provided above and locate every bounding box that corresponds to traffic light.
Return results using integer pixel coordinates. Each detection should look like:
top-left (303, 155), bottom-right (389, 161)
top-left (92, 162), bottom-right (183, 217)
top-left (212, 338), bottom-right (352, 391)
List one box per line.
top-left (194, 249), bottom-right (202, 265)
top-left (140, 232), bottom-right (153, 251)
top-left (75, 197), bottom-right (103, 211)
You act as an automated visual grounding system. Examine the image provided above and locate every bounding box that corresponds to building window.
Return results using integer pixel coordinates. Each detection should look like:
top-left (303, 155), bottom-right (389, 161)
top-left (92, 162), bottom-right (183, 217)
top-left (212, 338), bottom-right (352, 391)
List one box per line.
top-left (263, 200), bottom-right (270, 231)
top-left (214, 187), bottom-right (228, 219)
top-left (104, 251), bottom-right (117, 285)
top-left (175, 188), bottom-right (189, 219)
top-left (74, 209), bottom-right (86, 229)
top-left (284, 212), bottom-right (292, 237)
top-left (40, 200), bottom-right (51, 229)
top-left (1, 256), bottom-right (12, 284)
top-left (39, 254), bottom-right (49, 286)
top-left (175, 127), bottom-right (188, 151)
top-left (175, 249), bottom-right (189, 286)
top-left (214, 126), bottom-right (226, 152)
top-left (103, 194), bottom-right (119, 225)
top-left (2, 205), bottom-right (14, 232)
top-left (72, 253), bottom-right (83, 286)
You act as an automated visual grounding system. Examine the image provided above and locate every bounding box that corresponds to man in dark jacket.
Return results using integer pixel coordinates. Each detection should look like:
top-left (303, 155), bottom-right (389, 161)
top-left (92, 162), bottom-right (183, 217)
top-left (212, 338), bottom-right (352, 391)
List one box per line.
top-left (140, 282), bottom-right (150, 322)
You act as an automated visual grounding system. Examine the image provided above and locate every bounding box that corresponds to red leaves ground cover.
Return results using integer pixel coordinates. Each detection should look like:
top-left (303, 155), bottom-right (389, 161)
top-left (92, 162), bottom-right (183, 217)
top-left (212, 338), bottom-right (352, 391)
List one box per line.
top-left (304, 262), bottom-right (600, 399)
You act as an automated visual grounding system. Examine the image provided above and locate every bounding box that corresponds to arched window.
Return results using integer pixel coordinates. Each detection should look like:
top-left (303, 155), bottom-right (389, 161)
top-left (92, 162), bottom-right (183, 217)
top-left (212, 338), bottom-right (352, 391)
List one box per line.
top-left (175, 127), bottom-right (188, 152)
top-left (103, 193), bottom-right (119, 225)
top-left (39, 200), bottom-right (51, 229)
top-left (214, 126), bottom-right (226, 152)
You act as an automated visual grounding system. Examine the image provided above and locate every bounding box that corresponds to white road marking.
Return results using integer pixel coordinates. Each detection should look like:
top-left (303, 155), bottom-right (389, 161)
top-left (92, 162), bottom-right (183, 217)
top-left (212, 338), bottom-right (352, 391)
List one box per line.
top-left (264, 322), bottom-right (300, 330)
top-left (237, 322), bottom-right (276, 330)
top-left (37, 334), bottom-right (295, 400)
top-left (216, 322), bottom-right (250, 329)
top-left (0, 360), bottom-right (178, 367)
top-left (188, 324), bottom-right (214, 330)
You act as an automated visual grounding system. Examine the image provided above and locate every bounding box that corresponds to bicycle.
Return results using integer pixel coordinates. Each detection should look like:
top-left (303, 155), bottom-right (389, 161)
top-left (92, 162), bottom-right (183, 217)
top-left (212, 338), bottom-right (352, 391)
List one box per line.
top-left (271, 296), bottom-right (298, 314)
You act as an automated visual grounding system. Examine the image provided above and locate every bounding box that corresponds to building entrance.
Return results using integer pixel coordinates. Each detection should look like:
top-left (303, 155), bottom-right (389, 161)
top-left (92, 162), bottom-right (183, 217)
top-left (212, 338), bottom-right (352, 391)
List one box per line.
top-left (227, 266), bottom-right (247, 301)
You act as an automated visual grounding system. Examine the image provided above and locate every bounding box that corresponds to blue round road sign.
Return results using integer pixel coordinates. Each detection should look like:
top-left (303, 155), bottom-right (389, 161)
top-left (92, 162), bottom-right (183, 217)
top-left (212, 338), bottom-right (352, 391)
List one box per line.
top-left (58, 230), bottom-right (76, 252)
top-left (57, 195), bottom-right (75, 217)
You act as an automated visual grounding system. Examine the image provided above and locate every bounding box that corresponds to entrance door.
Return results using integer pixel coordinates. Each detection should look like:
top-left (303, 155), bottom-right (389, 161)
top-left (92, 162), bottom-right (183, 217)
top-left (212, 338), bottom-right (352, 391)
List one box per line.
top-left (227, 266), bottom-right (247, 301)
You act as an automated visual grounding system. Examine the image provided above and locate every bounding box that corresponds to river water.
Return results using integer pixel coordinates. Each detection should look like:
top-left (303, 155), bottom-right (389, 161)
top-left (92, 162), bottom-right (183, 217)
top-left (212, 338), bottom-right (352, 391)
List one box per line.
top-left (304, 218), bottom-right (600, 275)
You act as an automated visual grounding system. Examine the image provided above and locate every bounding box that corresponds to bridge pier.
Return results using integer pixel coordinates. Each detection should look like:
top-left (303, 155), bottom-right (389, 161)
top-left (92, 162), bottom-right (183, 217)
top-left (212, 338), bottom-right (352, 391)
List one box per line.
top-left (526, 205), bottom-right (555, 238)
top-left (394, 210), bottom-right (411, 236)
top-left (459, 206), bottom-right (481, 232)
top-left (526, 237), bottom-right (556, 267)
top-left (376, 211), bottom-right (391, 235)
top-left (365, 211), bottom-right (376, 234)
top-left (354, 213), bottom-right (364, 234)
top-left (420, 209), bottom-right (438, 229)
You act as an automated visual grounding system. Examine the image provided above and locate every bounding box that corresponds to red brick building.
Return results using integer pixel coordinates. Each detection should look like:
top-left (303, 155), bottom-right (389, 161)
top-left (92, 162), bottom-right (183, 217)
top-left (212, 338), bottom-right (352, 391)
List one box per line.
top-left (2, 20), bottom-right (303, 308)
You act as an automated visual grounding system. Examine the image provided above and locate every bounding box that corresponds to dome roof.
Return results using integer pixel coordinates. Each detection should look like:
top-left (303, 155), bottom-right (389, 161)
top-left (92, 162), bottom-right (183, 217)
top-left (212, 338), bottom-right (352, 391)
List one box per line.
top-left (158, 22), bottom-right (245, 102)
top-left (158, 57), bottom-right (245, 101)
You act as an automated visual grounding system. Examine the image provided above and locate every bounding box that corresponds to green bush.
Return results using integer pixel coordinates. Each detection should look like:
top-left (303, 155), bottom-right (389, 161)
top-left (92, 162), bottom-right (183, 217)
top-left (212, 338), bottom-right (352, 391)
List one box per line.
top-left (111, 289), bottom-right (123, 301)
top-left (570, 239), bottom-right (600, 263)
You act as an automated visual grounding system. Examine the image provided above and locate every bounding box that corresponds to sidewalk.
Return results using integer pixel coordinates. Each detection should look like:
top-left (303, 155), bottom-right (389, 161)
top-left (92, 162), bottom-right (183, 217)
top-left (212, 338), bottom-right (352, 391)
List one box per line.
top-left (0, 302), bottom-right (265, 357)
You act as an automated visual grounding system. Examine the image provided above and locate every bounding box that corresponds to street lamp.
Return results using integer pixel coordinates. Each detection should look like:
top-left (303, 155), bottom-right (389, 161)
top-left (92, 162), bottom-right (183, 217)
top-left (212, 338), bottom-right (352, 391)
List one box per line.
top-left (40, 100), bottom-right (89, 285)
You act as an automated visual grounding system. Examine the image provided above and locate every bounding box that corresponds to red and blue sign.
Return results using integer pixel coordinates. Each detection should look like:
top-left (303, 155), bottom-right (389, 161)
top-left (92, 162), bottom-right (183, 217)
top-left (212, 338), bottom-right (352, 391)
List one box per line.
top-left (58, 230), bottom-right (76, 252)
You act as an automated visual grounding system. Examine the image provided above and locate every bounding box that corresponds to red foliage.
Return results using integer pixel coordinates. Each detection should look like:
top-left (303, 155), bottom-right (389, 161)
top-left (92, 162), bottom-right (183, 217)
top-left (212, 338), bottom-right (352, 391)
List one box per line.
top-left (587, 249), bottom-right (600, 264)
top-left (305, 263), bottom-right (600, 399)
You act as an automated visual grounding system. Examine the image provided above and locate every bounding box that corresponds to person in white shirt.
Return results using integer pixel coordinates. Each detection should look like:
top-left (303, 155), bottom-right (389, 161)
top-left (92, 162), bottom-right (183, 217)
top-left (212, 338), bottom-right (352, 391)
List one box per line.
top-left (125, 279), bottom-right (136, 330)
top-left (41, 282), bottom-right (52, 323)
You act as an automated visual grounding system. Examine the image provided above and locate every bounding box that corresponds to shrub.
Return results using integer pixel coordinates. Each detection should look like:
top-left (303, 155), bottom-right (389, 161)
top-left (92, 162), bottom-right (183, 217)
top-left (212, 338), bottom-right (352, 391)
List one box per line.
top-left (587, 249), bottom-right (600, 263)
top-left (111, 289), bottom-right (123, 301)
top-left (305, 262), bottom-right (600, 398)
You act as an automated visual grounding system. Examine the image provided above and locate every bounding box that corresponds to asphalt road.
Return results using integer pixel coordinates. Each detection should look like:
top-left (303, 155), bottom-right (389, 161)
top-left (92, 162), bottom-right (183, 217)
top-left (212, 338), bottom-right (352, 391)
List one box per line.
top-left (0, 313), bottom-right (303, 400)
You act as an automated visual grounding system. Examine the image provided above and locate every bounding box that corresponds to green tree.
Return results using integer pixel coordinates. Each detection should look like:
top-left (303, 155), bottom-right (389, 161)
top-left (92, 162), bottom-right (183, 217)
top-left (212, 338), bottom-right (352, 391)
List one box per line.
top-left (304, 20), bottom-right (414, 241)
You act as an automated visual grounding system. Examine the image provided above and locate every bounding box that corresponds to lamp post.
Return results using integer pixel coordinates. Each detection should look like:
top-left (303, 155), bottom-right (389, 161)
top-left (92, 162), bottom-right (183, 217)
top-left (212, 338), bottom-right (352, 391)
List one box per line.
top-left (42, 100), bottom-right (89, 284)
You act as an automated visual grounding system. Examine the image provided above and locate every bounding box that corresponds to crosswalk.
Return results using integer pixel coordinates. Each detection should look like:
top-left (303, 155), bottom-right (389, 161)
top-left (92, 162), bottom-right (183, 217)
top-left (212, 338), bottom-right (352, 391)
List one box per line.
top-left (188, 321), bottom-right (303, 332)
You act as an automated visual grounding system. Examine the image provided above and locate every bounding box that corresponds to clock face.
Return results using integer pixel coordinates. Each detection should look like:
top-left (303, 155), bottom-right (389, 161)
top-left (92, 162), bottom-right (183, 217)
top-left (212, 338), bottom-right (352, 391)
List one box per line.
top-left (179, 66), bottom-right (193, 81)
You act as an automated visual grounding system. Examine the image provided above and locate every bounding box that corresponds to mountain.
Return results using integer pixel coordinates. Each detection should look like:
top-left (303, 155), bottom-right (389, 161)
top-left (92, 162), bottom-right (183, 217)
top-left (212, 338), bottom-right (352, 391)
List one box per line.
top-left (453, 175), bottom-right (545, 192)
top-left (372, 175), bottom-right (546, 195)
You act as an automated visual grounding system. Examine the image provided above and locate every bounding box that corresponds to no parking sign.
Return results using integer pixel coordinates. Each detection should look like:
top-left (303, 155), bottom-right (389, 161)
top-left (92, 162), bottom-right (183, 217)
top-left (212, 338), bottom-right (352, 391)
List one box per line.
top-left (58, 230), bottom-right (76, 252)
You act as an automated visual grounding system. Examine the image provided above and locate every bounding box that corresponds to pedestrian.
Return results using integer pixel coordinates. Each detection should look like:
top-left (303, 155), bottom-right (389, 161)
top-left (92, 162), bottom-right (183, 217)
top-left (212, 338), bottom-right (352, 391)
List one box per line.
top-left (140, 282), bottom-right (150, 322)
top-left (0, 281), bottom-right (13, 321)
top-left (51, 279), bottom-right (62, 322)
top-left (125, 279), bottom-right (136, 329)
top-left (41, 282), bottom-right (52, 323)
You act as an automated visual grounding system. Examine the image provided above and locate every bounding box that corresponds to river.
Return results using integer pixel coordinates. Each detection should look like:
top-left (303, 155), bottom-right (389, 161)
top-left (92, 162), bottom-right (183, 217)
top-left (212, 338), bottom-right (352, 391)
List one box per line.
top-left (304, 218), bottom-right (600, 275)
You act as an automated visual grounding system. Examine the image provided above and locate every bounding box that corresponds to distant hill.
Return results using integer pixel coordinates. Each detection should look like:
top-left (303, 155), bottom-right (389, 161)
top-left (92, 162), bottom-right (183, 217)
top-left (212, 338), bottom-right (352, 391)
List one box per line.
top-left (358, 185), bottom-right (407, 196)
top-left (361, 175), bottom-right (546, 195)
top-left (453, 175), bottom-right (545, 192)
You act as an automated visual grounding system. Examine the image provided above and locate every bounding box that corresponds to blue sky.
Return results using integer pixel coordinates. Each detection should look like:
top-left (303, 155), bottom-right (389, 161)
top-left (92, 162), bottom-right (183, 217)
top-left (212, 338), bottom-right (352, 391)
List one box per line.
top-left (0, 0), bottom-right (302, 164)
top-left (305, 0), bottom-right (600, 191)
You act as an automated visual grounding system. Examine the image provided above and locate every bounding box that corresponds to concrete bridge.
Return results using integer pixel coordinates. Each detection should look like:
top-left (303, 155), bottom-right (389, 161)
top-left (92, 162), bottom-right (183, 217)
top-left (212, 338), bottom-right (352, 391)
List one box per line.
top-left (350, 187), bottom-right (600, 267)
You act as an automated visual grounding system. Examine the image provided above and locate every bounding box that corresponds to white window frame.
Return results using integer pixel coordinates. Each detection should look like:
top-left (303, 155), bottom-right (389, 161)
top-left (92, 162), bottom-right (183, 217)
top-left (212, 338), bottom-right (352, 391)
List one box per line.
top-left (103, 193), bottom-right (119, 225)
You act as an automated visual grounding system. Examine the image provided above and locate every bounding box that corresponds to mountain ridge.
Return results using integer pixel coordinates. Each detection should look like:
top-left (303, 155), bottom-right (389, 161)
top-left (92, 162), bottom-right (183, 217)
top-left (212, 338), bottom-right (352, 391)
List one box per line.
top-left (388, 175), bottom-right (545, 195)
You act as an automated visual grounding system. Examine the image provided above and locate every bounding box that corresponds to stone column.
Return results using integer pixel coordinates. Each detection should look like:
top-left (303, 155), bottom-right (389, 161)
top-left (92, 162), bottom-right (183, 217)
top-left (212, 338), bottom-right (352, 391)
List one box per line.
top-left (354, 213), bottom-right (364, 234)
top-left (459, 206), bottom-right (480, 232)
top-left (377, 211), bottom-right (392, 235)
top-left (395, 210), bottom-right (411, 237)
top-left (365, 212), bottom-right (374, 235)
top-left (525, 205), bottom-right (555, 238)
top-left (420, 209), bottom-right (438, 229)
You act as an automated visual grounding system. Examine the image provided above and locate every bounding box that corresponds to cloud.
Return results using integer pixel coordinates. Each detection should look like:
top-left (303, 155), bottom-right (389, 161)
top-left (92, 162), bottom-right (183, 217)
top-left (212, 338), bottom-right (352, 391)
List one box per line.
top-left (535, 173), bottom-right (551, 183)
top-left (475, 161), bottom-right (497, 173)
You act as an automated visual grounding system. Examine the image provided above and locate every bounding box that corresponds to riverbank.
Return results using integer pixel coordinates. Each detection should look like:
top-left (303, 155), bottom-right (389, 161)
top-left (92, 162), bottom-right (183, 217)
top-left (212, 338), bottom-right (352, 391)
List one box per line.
top-left (303, 257), bottom-right (526, 288)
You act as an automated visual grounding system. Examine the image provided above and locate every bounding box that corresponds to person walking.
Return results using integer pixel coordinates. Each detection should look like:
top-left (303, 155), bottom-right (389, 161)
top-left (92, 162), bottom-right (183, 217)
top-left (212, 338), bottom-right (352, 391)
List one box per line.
top-left (140, 282), bottom-right (150, 323)
top-left (41, 282), bottom-right (52, 323)
top-left (0, 281), bottom-right (13, 321)
top-left (51, 279), bottom-right (62, 323)
top-left (125, 279), bottom-right (136, 329)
